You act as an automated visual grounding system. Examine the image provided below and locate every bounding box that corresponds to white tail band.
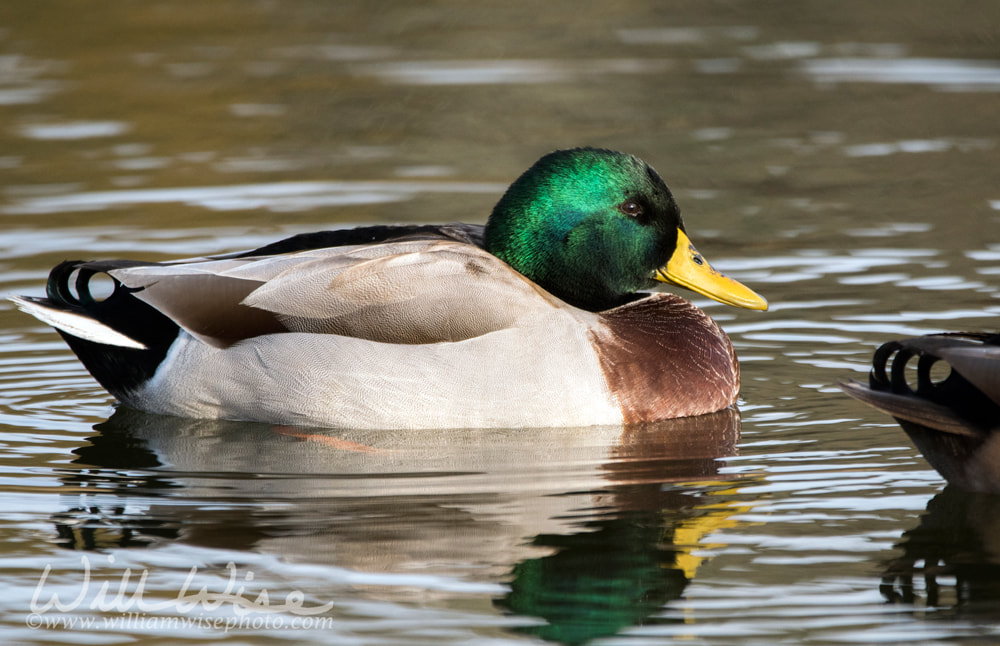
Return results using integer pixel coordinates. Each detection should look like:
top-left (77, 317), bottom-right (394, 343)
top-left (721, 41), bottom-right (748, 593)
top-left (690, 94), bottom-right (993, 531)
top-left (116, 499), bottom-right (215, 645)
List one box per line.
top-left (8, 295), bottom-right (147, 350)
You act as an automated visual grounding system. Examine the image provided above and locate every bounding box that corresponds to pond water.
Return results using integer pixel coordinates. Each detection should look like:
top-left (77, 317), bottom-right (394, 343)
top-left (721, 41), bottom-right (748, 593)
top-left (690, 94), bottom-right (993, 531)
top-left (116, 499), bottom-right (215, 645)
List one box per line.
top-left (1, 1), bottom-right (999, 644)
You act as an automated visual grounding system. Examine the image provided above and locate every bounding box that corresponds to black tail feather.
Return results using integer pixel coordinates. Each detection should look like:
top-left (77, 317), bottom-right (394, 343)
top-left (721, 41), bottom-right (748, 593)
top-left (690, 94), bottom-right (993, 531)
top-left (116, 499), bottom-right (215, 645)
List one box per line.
top-left (42, 260), bottom-right (179, 399)
top-left (841, 332), bottom-right (1000, 491)
top-left (856, 333), bottom-right (1000, 434)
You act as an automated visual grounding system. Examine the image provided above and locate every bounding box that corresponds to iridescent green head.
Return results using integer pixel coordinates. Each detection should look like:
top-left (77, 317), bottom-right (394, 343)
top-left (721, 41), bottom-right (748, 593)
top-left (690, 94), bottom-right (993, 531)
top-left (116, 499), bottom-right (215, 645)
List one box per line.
top-left (484, 148), bottom-right (767, 312)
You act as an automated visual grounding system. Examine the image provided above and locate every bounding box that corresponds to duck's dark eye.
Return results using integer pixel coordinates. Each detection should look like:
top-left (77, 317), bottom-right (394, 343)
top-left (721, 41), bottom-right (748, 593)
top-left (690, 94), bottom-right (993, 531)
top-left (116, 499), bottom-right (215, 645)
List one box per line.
top-left (618, 200), bottom-right (643, 217)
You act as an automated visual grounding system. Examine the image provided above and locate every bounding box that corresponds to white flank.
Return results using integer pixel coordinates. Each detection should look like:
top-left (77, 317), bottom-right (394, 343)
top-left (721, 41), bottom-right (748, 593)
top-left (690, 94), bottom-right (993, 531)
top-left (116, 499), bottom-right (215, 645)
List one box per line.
top-left (8, 295), bottom-right (147, 350)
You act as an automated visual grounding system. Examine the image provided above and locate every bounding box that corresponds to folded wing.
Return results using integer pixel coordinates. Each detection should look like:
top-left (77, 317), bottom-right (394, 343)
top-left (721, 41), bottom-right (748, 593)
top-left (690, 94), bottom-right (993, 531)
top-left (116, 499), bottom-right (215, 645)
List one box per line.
top-left (112, 239), bottom-right (561, 347)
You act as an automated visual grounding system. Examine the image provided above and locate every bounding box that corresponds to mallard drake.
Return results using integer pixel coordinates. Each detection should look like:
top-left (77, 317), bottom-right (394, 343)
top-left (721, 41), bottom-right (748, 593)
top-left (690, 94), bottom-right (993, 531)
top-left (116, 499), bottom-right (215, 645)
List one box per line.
top-left (841, 333), bottom-right (1000, 491)
top-left (11, 148), bottom-right (767, 429)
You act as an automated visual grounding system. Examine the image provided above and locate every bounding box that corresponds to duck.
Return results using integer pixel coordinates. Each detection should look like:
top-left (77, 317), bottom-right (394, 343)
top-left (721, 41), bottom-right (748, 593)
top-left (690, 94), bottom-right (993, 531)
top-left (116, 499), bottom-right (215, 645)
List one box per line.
top-left (841, 332), bottom-right (1000, 491)
top-left (10, 148), bottom-right (767, 429)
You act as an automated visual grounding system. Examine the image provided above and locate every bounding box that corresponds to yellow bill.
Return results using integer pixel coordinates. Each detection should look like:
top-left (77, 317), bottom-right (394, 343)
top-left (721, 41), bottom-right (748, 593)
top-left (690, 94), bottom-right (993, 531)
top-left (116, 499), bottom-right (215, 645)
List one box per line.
top-left (654, 229), bottom-right (768, 311)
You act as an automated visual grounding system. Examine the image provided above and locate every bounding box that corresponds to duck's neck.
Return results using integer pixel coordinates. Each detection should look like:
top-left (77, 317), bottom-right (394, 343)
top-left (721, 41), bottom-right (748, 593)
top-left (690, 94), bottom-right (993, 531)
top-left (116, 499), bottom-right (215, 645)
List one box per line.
top-left (486, 206), bottom-right (666, 311)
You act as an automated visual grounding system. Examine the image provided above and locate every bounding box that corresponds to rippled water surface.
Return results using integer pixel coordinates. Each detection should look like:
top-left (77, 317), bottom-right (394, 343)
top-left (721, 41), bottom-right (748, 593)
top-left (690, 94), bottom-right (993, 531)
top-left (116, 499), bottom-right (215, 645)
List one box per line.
top-left (2, 2), bottom-right (999, 644)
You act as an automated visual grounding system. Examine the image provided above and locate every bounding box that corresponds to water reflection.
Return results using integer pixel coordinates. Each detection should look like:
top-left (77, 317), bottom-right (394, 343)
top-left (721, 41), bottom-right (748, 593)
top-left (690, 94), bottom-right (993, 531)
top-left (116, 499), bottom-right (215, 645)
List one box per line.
top-left (498, 449), bottom-right (746, 644)
top-left (17, 120), bottom-right (131, 140)
top-left (801, 58), bottom-right (1000, 91)
top-left (54, 407), bottom-right (745, 644)
top-left (353, 59), bottom-right (673, 85)
top-left (2, 179), bottom-right (505, 215)
top-left (499, 508), bottom-right (690, 645)
top-left (883, 486), bottom-right (1000, 618)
